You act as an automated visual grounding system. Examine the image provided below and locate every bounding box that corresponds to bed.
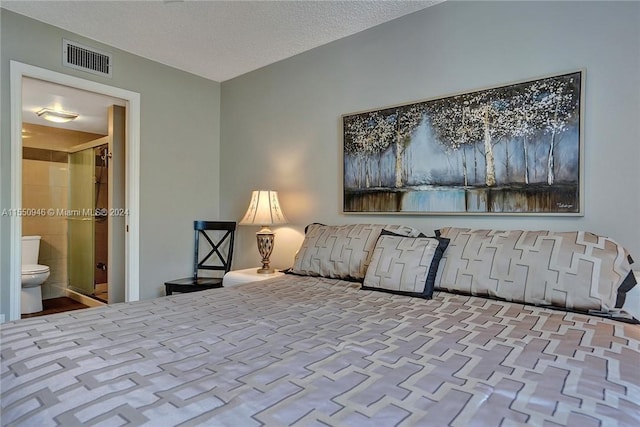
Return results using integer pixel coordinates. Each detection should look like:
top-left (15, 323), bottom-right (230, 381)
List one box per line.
top-left (2, 225), bottom-right (639, 427)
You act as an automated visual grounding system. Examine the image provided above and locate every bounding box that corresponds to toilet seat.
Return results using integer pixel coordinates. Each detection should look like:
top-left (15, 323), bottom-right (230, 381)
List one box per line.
top-left (22, 264), bottom-right (50, 274)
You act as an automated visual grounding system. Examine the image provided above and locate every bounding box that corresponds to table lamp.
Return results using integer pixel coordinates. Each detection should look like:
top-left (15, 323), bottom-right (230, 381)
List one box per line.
top-left (239, 190), bottom-right (288, 274)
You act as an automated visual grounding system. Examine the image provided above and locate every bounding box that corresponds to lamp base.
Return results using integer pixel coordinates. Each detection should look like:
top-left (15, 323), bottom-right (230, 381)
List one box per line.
top-left (256, 228), bottom-right (275, 274)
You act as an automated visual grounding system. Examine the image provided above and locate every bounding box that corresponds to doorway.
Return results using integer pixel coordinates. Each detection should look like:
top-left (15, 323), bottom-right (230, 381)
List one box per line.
top-left (8, 61), bottom-right (141, 321)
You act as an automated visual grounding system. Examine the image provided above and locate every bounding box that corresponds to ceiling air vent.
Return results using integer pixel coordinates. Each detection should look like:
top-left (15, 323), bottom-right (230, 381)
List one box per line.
top-left (62, 39), bottom-right (112, 78)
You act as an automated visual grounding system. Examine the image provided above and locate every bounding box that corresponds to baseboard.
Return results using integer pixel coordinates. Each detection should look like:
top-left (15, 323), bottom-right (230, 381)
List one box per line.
top-left (65, 289), bottom-right (106, 308)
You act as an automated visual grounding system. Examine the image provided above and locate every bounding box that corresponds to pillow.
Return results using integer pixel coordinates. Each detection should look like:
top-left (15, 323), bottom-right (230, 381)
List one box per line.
top-left (362, 230), bottom-right (449, 299)
top-left (434, 227), bottom-right (637, 313)
top-left (291, 224), bottom-right (423, 280)
top-left (621, 271), bottom-right (640, 320)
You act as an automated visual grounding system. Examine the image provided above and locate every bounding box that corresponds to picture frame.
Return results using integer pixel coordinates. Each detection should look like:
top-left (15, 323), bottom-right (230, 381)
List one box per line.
top-left (342, 70), bottom-right (584, 215)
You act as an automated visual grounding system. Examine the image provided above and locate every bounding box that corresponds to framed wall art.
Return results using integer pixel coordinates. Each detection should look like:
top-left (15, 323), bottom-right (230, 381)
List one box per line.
top-left (342, 70), bottom-right (584, 215)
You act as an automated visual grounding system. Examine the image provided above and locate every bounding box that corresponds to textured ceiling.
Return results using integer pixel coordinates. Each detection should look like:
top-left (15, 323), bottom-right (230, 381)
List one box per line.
top-left (2, 0), bottom-right (442, 82)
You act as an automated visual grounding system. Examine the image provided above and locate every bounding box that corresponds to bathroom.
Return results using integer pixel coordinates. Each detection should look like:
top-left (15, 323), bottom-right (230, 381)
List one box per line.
top-left (21, 124), bottom-right (109, 315)
top-left (20, 78), bottom-right (125, 317)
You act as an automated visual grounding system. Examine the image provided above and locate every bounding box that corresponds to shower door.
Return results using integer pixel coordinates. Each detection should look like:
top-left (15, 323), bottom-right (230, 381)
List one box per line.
top-left (68, 147), bottom-right (95, 295)
top-left (67, 106), bottom-right (125, 303)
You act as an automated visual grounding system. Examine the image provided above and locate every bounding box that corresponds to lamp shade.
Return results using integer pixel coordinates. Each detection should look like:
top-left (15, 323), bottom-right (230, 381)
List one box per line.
top-left (239, 190), bottom-right (288, 226)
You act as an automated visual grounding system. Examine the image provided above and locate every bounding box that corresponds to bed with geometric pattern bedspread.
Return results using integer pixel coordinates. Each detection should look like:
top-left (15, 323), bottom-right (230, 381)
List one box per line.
top-left (1, 274), bottom-right (639, 427)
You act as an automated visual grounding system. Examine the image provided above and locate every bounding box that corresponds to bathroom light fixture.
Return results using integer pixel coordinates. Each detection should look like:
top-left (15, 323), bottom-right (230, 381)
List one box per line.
top-left (239, 190), bottom-right (288, 274)
top-left (36, 108), bottom-right (79, 123)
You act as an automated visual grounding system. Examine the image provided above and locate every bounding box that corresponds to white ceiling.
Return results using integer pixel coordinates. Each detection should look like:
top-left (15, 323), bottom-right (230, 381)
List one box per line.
top-left (23, 77), bottom-right (126, 135)
top-left (3, 0), bottom-right (441, 83)
top-left (6, 0), bottom-right (441, 135)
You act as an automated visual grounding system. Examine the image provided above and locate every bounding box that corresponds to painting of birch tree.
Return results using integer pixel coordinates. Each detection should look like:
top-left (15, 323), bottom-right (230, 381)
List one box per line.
top-left (343, 71), bottom-right (582, 214)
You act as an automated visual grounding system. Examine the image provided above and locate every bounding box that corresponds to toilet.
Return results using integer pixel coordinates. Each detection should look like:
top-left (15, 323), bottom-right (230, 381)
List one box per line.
top-left (21, 236), bottom-right (50, 314)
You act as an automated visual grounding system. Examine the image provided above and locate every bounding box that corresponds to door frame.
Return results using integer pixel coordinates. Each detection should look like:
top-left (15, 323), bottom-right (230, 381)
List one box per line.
top-left (9, 61), bottom-right (140, 321)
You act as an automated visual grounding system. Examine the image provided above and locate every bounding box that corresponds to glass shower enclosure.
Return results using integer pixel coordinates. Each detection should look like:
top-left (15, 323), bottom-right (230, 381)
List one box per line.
top-left (68, 144), bottom-right (108, 302)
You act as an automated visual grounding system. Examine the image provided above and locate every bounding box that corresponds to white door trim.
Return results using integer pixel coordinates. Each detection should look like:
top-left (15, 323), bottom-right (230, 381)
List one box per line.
top-left (9, 61), bottom-right (140, 321)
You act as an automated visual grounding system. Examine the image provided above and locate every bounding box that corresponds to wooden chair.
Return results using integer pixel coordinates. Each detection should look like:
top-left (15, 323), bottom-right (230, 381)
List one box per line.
top-left (165, 221), bottom-right (236, 295)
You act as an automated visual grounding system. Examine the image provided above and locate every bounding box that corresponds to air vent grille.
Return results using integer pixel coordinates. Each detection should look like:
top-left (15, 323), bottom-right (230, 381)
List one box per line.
top-left (63, 39), bottom-right (112, 77)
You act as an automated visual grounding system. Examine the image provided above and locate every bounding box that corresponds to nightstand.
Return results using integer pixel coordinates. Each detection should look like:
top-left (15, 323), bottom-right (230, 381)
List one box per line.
top-left (222, 267), bottom-right (285, 287)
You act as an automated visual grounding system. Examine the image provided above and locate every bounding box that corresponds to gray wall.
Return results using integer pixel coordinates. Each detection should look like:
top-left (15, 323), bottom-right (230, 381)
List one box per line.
top-left (221, 1), bottom-right (640, 270)
top-left (0, 10), bottom-right (222, 317)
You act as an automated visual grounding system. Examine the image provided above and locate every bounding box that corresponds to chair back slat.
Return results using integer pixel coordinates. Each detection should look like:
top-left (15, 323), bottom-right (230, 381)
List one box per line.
top-left (193, 221), bottom-right (236, 279)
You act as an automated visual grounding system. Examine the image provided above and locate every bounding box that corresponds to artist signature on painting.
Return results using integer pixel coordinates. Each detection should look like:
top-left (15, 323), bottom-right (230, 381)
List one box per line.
top-left (557, 203), bottom-right (574, 209)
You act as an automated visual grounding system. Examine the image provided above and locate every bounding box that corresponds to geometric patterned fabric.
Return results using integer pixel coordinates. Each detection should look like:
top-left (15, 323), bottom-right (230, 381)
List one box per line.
top-left (363, 232), bottom-right (448, 298)
top-left (2, 274), bottom-right (639, 427)
top-left (435, 227), bottom-right (636, 312)
top-left (292, 224), bottom-right (422, 280)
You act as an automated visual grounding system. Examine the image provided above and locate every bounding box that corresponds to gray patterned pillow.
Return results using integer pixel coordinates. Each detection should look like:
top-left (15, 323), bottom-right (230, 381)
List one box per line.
top-left (435, 227), bottom-right (636, 312)
top-left (291, 224), bottom-right (422, 280)
top-left (363, 231), bottom-right (449, 299)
